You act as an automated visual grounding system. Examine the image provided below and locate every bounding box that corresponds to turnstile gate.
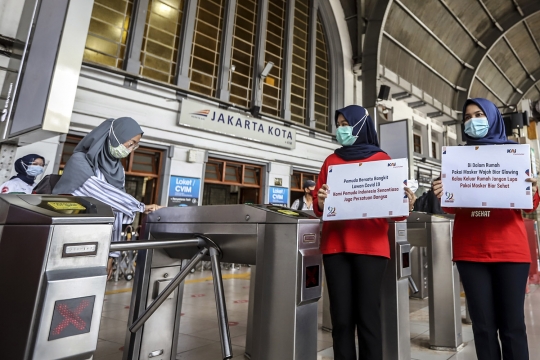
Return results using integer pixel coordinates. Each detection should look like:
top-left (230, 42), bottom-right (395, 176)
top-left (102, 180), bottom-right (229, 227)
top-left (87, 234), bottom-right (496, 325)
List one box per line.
top-left (407, 213), bottom-right (463, 351)
top-left (0, 195), bottom-right (114, 360)
top-left (123, 204), bottom-right (322, 360)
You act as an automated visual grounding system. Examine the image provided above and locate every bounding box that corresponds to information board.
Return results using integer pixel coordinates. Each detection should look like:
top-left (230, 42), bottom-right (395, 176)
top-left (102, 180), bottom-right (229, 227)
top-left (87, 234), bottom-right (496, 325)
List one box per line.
top-left (441, 145), bottom-right (532, 209)
top-left (168, 176), bottom-right (200, 207)
top-left (322, 159), bottom-right (409, 221)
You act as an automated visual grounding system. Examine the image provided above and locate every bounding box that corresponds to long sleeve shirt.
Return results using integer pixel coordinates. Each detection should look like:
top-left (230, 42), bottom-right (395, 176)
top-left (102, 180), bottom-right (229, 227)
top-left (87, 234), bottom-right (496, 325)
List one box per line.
top-left (443, 191), bottom-right (540, 263)
top-left (313, 152), bottom-right (408, 258)
top-left (72, 169), bottom-right (145, 257)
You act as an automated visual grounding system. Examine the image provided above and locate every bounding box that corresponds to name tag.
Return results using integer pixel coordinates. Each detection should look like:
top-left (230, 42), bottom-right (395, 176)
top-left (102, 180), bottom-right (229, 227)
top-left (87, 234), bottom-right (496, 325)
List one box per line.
top-left (62, 242), bottom-right (98, 257)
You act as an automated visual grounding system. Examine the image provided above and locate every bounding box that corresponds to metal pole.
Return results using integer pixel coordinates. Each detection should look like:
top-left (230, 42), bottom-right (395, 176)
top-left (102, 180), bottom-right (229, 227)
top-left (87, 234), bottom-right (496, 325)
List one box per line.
top-left (109, 238), bottom-right (201, 252)
top-left (129, 248), bottom-right (209, 333)
top-left (210, 247), bottom-right (233, 359)
top-left (408, 276), bottom-right (419, 294)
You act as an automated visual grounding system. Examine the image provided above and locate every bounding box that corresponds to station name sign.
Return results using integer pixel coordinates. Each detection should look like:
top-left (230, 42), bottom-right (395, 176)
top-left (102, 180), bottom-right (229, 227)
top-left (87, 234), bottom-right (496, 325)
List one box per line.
top-left (179, 99), bottom-right (296, 149)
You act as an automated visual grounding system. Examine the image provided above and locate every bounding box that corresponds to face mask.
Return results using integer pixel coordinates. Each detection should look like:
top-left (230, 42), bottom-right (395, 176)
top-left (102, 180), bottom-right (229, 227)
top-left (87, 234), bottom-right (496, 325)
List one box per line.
top-left (464, 117), bottom-right (489, 138)
top-left (23, 163), bottom-right (44, 177)
top-left (108, 121), bottom-right (132, 159)
top-left (336, 114), bottom-right (367, 146)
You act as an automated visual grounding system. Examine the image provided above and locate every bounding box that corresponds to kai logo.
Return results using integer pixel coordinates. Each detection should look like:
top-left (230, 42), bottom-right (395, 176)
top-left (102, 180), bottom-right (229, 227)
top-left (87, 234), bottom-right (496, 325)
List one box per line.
top-left (358, 163), bottom-right (363, 166)
top-left (327, 206), bottom-right (336, 217)
top-left (388, 162), bottom-right (396, 167)
top-left (507, 149), bottom-right (517, 154)
top-left (329, 166), bottom-right (333, 173)
top-left (445, 192), bottom-right (454, 202)
top-left (475, 146), bottom-right (480, 150)
top-left (526, 169), bottom-right (530, 176)
top-left (192, 109), bottom-right (210, 117)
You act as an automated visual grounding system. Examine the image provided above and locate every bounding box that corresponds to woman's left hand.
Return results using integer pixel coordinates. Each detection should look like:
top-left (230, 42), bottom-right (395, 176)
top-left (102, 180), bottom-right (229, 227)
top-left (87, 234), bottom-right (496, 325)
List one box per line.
top-left (526, 178), bottom-right (538, 195)
top-left (404, 187), bottom-right (416, 212)
top-left (144, 204), bottom-right (164, 214)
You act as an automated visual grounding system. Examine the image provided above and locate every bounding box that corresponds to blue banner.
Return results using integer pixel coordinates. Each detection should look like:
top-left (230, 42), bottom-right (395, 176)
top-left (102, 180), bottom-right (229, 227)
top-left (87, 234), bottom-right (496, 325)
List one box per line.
top-left (269, 186), bottom-right (289, 205)
top-left (168, 176), bottom-right (201, 207)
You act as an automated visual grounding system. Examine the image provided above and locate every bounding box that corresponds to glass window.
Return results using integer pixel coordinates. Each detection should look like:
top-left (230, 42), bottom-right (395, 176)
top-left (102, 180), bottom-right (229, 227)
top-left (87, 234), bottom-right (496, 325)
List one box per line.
top-left (140, 0), bottom-right (184, 84)
top-left (261, 0), bottom-right (286, 117)
top-left (205, 161), bottom-right (223, 181)
top-left (189, 0), bottom-right (226, 97)
top-left (290, 0), bottom-right (309, 124)
top-left (314, 16), bottom-right (329, 131)
top-left (431, 141), bottom-right (437, 159)
top-left (244, 166), bottom-right (260, 185)
top-left (414, 134), bottom-right (422, 153)
top-left (225, 163), bottom-right (242, 182)
top-left (83, 0), bottom-right (133, 69)
top-left (229, 0), bottom-right (258, 108)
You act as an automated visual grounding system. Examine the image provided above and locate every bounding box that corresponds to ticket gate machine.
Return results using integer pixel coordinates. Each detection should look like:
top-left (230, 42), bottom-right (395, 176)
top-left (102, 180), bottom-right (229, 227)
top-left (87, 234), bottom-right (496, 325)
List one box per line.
top-left (123, 205), bottom-right (322, 360)
top-left (407, 213), bottom-right (463, 351)
top-left (0, 195), bottom-right (114, 360)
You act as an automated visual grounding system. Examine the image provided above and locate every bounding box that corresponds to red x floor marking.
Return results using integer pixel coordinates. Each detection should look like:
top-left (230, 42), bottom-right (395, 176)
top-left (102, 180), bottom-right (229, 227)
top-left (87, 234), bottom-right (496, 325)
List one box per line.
top-left (52, 300), bottom-right (91, 335)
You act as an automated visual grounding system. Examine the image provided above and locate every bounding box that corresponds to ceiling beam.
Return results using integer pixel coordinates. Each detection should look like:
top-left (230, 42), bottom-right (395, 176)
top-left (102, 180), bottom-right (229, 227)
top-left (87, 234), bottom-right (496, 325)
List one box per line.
top-left (394, 0), bottom-right (473, 69)
top-left (383, 32), bottom-right (465, 91)
top-left (455, 2), bottom-right (540, 109)
top-left (437, 0), bottom-right (486, 49)
top-left (512, 68), bottom-right (540, 104)
top-left (502, 36), bottom-right (535, 81)
top-left (474, 76), bottom-right (507, 106)
top-left (486, 55), bottom-right (522, 94)
top-left (524, 20), bottom-right (540, 58)
top-left (476, 0), bottom-right (504, 31)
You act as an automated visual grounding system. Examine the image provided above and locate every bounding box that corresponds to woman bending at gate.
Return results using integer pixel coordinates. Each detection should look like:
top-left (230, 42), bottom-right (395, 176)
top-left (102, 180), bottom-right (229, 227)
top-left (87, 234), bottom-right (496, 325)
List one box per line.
top-left (53, 117), bottom-right (162, 277)
top-left (313, 105), bottom-right (416, 360)
top-left (433, 98), bottom-right (539, 360)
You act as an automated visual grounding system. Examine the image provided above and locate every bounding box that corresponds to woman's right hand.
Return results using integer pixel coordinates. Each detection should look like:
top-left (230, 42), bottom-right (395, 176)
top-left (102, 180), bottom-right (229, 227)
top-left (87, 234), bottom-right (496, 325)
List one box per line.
top-left (317, 184), bottom-right (330, 211)
top-left (144, 204), bottom-right (163, 214)
top-left (432, 179), bottom-right (443, 199)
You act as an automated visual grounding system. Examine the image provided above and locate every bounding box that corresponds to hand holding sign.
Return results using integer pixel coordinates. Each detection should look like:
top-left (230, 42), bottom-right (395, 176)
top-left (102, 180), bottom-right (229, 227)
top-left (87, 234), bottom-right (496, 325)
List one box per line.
top-left (440, 145), bottom-right (533, 209)
top-left (322, 158), bottom-right (410, 221)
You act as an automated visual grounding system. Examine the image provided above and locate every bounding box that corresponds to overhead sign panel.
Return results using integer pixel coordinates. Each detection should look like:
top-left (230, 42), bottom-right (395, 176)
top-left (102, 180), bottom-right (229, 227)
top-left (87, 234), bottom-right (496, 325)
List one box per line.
top-left (179, 98), bottom-right (296, 149)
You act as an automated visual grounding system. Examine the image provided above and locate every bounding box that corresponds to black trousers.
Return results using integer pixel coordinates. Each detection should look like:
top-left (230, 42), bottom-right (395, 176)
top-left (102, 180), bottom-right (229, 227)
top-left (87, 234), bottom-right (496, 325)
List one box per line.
top-left (324, 253), bottom-right (388, 360)
top-left (457, 261), bottom-right (530, 360)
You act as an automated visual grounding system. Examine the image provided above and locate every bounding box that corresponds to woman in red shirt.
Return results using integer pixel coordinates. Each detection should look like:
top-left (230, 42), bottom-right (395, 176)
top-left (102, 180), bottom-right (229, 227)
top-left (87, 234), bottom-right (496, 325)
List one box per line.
top-left (314, 105), bottom-right (416, 360)
top-left (433, 98), bottom-right (539, 360)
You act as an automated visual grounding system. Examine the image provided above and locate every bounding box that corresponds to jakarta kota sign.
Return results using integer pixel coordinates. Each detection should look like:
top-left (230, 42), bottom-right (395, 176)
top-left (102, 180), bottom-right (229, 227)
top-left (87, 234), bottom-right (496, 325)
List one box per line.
top-left (179, 98), bottom-right (296, 149)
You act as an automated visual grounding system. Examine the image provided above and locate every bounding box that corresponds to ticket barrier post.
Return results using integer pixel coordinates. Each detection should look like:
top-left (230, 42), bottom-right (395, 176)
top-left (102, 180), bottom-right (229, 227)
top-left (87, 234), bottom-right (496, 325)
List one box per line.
top-left (382, 221), bottom-right (412, 360)
top-left (123, 205), bottom-right (322, 360)
top-left (410, 246), bottom-right (429, 299)
top-left (0, 195), bottom-right (114, 360)
top-left (407, 213), bottom-right (463, 351)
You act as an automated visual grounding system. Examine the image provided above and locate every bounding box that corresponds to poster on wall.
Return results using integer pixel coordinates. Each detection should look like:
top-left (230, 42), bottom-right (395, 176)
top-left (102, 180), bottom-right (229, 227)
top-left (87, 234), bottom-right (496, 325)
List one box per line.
top-left (168, 176), bottom-right (201, 207)
top-left (269, 186), bottom-right (289, 206)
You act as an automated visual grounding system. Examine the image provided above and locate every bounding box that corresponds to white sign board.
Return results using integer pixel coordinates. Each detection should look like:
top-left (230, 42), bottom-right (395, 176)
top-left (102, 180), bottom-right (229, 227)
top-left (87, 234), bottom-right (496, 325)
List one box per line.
top-left (179, 98), bottom-right (296, 149)
top-left (441, 145), bottom-right (533, 209)
top-left (322, 159), bottom-right (410, 221)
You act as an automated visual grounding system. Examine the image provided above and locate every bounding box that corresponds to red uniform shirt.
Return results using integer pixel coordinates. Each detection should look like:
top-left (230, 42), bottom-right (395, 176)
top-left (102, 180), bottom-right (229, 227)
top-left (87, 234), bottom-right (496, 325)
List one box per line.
top-left (443, 191), bottom-right (539, 263)
top-left (313, 152), bottom-right (407, 258)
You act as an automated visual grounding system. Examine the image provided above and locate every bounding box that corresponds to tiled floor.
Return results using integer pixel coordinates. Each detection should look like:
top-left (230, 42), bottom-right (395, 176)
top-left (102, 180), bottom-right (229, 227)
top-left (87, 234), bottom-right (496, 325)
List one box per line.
top-left (95, 268), bottom-right (540, 360)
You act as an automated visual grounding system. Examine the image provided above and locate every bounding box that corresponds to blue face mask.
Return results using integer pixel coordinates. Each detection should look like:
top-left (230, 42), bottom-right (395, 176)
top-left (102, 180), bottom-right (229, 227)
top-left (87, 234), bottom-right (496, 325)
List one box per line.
top-left (336, 115), bottom-right (367, 146)
top-left (464, 117), bottom-right (489, 138)
top-left (23, 163), bottom-right (44, 177)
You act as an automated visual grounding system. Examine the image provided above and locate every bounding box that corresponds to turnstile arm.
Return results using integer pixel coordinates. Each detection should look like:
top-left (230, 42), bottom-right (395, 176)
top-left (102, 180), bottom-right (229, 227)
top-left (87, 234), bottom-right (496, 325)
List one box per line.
top-left (209, 247), bottom-right (233, 360)
top-left (129, 247), bottom-right (209, 333)
top-left (408, 276), bottom-right (419, 294)
top-left (109, 238), bottom-right (202, 251)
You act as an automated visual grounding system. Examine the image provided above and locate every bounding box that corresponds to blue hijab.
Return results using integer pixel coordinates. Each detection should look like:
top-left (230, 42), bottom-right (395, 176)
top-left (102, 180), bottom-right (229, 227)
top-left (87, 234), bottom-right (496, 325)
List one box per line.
top-left (462, 98), bottom-right (516, 145)
top-left (334, 105), bottom-right (386, 161)
top-left (11, 154), bottom-right (45, 186)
